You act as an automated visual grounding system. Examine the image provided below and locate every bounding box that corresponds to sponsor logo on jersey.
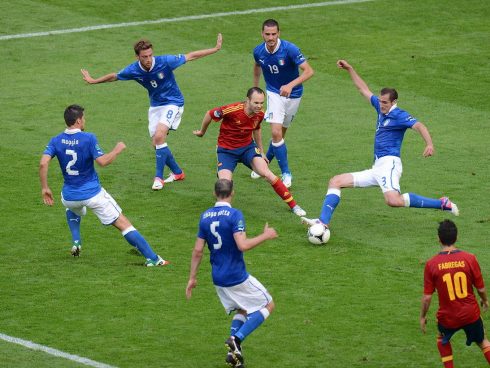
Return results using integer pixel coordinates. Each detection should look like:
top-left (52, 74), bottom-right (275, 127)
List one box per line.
top-left (278, 59), bottom-right (285, 66)
top-left (214, 110), bottom-right (222, 118)
top-left (258, 59), bottom-right (265, 64)
top-left (237, 220), bottom-right (245, 231)
top-left (157, 72), bottom-right (164, 79)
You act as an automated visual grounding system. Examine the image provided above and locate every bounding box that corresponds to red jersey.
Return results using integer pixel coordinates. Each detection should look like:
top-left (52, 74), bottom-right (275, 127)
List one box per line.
top-left (209, 102), bottom-right (264, 150)
top-left (424, 249), bottom-right (484, 328)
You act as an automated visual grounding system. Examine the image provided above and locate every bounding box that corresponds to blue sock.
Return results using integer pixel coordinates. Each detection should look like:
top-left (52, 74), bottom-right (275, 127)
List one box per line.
top-left (272, 139), bottom-right (290, 175)
top-left (66, 209), bottom-right (81, 245)
top-left (165, 147), bottom-right (183, 175)
top-left (155, 145), bottom-right (169, 178)
top-left (230, 314), bottom-right (246, 336)
top-left (123, 227), bottom-right (157, 261)
top-left (319, 189), bottom-right (341, 225)
top-left (406, 193), bottom-right (442, 209)
top-left (235, 309), bottom-right (269, 342)
top-left (266, 141), bottom-right (275, 163)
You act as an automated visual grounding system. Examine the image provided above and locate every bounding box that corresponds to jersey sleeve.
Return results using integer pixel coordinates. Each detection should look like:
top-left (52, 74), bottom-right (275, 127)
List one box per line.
top-left (208, 107), bottom-right (224, 122)
top-left (197, 216), bottom-right (207, 240)
top-left (370, 95), bottom-right (381, 114)
top-left (400, 112), bottom-right (418, 128)
top-left (43, 137), bottom-right (57, 157)
top-left (165, 54), bottom-right (186, 70)
top-left (469, 254), bottom-right (485, 289)
top-left (288, 43), bottom-right (307, 66)
top-left (89, 134), bottom-right (105, 159)
top-left (116, 64), bottom-right (136, 81)
top-left (423, 261), bottom-right (435, 295)
top-left (232, 210), bottom-right (246, 234)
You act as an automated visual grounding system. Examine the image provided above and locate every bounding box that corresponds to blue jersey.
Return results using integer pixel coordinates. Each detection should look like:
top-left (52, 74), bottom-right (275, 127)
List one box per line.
top-left (253, 39), bottom-right (307, 98)
top-left (43, 129), bottom-right (104, 201)
top-left (371, 95), bottom-right (418, 159)
top-left (197, 202), bottom-right (249, 287)
top-left (117, 54), bottom-right (186, 107)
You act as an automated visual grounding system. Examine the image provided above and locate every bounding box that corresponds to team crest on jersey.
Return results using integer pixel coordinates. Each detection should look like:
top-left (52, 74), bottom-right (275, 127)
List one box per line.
top-left (157, 72), bottom-right (164, 79)
top-left (278, 59), bottom-right (285, 66)
top-left (214, 110), bottom-right (222, 118)
top-left (383, 119), bottom-right (391, 126)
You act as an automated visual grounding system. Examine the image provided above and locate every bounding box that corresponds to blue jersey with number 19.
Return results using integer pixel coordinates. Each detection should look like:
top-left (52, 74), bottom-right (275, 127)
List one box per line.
top-left (43, 129), bottom-right (104, 201)
top-left (197, 202), bottom-right (249, 287)
top-left (253, 39), bottom-right (307, 98)
top-left (117, 54), bottom-right (186, 107)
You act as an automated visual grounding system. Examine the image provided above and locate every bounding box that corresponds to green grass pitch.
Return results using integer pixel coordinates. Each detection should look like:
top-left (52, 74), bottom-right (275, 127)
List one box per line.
top-left (0, 0), bottom-right (489, 367)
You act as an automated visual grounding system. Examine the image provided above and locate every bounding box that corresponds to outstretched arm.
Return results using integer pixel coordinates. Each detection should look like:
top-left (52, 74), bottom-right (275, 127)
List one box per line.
top-left (279, 61), bottom-right (314, 97)
top-left (95, 142), bottom-right (126, 167)
top-left (253, 63), bottom-right (262, 87)
top-left (185, 33), bottom-right (222, 62)
top-left (193, 111), bottom-right (214, 137)
top-left (186, 237), bottom-right (206, 299)
top-left (233, 223), bottom-right (278, 252)
top-left (412, 122), bottom-right (435, 157)
top-left (419, 294), bottom-right (432, 334)
top-left (337, 60), bottom-right (373, 101)
top-left (39, 154), bottom-right (54, 206)
top-left (81, 69), bottom-right (118, 84)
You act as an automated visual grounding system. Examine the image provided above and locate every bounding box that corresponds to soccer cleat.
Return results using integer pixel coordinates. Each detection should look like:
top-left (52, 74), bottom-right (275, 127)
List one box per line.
top-left (281, 173), bottom-right (292, 188)
top-left (225, 352), bottom-right (239, 367)
top-left (225, 337), bottom-right (244, 367)
top-left (144, 255), bottom-right (170, 267)
top-left (250, 171), bottom-right (261, 179)
top-left (291, 205), bottom-right (306, 217)
top-left (301, 217), bottom-right (321, 227)
top-left (441, 197), bottom-right (459, 216)
top-left (71, 245), bottom-right (81, 257)
top-left (151, 177), bottom-right (165, 190)
top-left (163, 171), bottom-right (186, 183)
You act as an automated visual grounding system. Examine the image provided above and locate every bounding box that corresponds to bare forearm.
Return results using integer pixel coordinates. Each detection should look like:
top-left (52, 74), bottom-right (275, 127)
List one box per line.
top-left (253, 64), bottom-right (262, 87)
top-left (96, 142), bottom-right (125, 167)
top-left (253, 130), bottom-right (264, 153)
top-left (189, 250), bottom-right (203, 280)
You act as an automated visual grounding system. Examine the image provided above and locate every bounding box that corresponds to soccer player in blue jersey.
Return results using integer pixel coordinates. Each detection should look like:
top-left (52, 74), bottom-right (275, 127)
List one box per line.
top-left (81, 34), bottom-right (222, 190)
top-left (251, 19), bottom-right (314, 188)
top-left (302, 60), bottom-right (459, 233)
top-left (186, 179), bottom-right (277, 368)
top-left (39, 104), bottom-right (169, 266)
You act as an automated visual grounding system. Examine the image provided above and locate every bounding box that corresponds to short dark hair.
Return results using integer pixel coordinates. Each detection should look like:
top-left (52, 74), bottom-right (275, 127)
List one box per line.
top-left (247, 87), bottom-right (265, 99)
top-left (438, 220), bottom-right (458, 246)
top-left (215, 179), bottom-right (233, 199)
top-left (134, 39), bottom-right (152, 55)
top-left (380, 87), bottom-right (398, 102)
top-left (64, 104), bottom-right (84, 127)
top-left (262, 19), bottom-right (279, 31)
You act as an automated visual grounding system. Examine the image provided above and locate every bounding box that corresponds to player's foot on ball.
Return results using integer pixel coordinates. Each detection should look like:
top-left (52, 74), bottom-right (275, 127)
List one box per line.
top-left (151, 177), bottom-right (165, 190)
top-left (164, 171), bottom-right (186, 183)
top-left (250, 171), bottom-right (261, 179)
top-left (300, 217), bottom-right (320, 226)
top-left (225, 336), bottom-right (244, 367)
top-left (71, 245), bottom-right (81, 257)
top-left (281, 173), bottom-right (292, 188)
top-left (291, 205), bottom-right (306, 217)
top-left (441, 197), bottom-right (459, 216)
top-left (144, 255), bottom-right (170, 267)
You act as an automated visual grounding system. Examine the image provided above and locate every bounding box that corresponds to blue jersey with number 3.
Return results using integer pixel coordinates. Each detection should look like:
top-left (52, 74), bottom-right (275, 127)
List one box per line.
top-left (43, 129), bottom-right (104, 201)
top-left (117, 54), bottom-right (186, 107)
top-left (197, 202), bottom-right (249, 287)
top-left (253, 39), bottom-right (306, 98)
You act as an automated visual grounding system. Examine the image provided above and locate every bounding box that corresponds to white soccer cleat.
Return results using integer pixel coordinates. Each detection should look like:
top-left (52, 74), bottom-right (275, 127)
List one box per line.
top-left (441, 197), bottom-right (459, 216)
top-left (152, 177), bottom-right (165, 190)
top-left (163, 171), bottom-right (186, 183)
top-left (250, 171), bottom-right (261, 179)
top-left (301, 217), bottom-right (320, 226)
top-left (292, 205), bottom-right (306, 217)
top-left (281, 173), bottom-right (292, 188)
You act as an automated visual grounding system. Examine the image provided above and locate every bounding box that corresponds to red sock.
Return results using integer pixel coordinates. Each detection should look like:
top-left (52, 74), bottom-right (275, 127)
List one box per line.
top-left (437, 337), bottom-right (454, 368)
top-left (271, 177), bottom-right (296, 209)
top-left (482, 345), bottom-right (490, 363)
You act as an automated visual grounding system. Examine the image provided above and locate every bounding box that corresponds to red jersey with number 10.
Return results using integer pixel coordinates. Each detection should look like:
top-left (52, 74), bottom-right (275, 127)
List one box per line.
top-left (424, 249), bottom-right (484, 328)
top-left (208, 102), bottom-right (264, 149)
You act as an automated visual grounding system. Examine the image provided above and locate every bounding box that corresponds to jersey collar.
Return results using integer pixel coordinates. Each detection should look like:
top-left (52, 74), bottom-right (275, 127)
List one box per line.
top-left (139, 57), bottom-right (155, 72)
top-left (265, 38), bottom-right (281, 54)
top-left (64, 128), bottom-right (81, 134)
top-left (215, 201), bottom-right (232, 208)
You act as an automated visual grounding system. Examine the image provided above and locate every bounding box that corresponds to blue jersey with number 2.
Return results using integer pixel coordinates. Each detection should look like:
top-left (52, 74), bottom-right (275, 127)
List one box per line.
top-left (44, 129), bottom-right (104, 201)
top-left (117, 54), bottom-right (186, 107)
top-left (198, 202), bottom-right (249, 287)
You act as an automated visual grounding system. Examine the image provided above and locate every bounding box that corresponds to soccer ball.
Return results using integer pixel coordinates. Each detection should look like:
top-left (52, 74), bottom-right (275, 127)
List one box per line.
top-left (307, 223), bottom-right (330, 245)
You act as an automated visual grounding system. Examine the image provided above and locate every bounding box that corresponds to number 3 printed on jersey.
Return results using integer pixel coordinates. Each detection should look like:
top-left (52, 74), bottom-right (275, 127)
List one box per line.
top-left (210, 221), bottom-right (222, 250)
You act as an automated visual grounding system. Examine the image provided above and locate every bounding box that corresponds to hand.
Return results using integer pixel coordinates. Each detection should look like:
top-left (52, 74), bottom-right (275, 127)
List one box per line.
top-left (262, 154), bottom-right (270, 164)
top-left (279, 84), bottom-right (293, 97)
top-left (336, 59), bottom-right (352, 70)
top-left (186, 279), bottom-right (197, 299)
top-left (193, 130), bottom-right (205, 137)
top-left (80, 69), bottom-right (96, 84)
top-left (263, 222), bottom-right (278, 240)
top-left (423, 144), bottom-right (434, 157)
top-left (215, 33), bottom-right (223, 51)
top-left (481, 299), bottom-right (489, 312)
top-left (420, 316), bottom-right (427, 334)
top-left (42, 188), bottom-right (54, 206)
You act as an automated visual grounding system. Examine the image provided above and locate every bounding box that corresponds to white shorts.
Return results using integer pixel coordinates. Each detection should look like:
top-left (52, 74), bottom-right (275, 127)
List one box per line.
top-left (215, 275), bottom-right (272, 315)
top-left (61, 188), bottom-right (122, 225)
top-left (148, 105), bottom-right (184, 137)
top-left (352, 156), bottom-right (403, 193)
top-left (265, 91), bottom-right (301, 128)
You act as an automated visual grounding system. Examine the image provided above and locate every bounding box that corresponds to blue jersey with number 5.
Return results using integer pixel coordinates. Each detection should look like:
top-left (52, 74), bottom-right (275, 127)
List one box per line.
top-left (43, 130), bottom-right (104, 201)
top-left (197, 202), bottom-right (249, 287)
top-left (117, 54), bottom-right (186, 107)
top-left (253, 39), bottom-right (306, 98)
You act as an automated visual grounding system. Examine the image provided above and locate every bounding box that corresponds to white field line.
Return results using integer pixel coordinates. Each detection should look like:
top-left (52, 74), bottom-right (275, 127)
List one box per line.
top-left (0, 332), bottom-right (118, 368)
top-left (0, 0), bottom-right (374, 41)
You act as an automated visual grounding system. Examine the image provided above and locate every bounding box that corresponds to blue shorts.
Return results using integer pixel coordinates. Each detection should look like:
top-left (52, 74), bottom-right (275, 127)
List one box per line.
top-left (438, 317), bottom-right (485, 346)
top-left (217, 143), bottom-right (262, 172)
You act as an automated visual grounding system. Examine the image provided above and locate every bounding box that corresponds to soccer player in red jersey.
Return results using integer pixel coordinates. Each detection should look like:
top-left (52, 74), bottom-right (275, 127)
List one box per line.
top-left (420, 220), bottom-right (490, 367)
top-left (193, 87), bottom-right (306, 216)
